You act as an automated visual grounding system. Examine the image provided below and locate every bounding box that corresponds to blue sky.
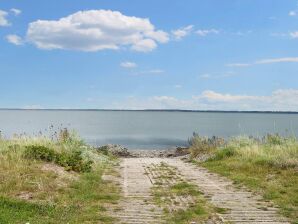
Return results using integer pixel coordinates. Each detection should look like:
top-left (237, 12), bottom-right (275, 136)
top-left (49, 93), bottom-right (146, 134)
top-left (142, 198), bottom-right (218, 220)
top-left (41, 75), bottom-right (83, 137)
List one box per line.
top-left (0, 0), bottom-right (298, 111)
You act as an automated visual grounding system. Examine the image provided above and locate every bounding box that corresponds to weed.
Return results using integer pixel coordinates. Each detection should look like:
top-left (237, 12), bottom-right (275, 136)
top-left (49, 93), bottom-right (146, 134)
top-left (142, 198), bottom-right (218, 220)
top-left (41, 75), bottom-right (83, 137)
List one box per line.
top-left (24, 145), bottom-right (93, 173)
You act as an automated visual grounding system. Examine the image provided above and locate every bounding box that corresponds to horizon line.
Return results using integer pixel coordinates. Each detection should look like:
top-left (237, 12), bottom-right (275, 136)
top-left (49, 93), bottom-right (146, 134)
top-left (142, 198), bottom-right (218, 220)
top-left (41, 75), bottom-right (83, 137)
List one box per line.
top-left (0, 108), bottom-right (298, 114)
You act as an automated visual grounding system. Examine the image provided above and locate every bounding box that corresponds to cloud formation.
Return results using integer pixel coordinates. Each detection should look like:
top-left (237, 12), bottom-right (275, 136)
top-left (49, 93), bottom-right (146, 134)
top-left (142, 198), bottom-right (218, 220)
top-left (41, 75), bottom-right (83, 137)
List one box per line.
top-left (132, 69), bottom-right (164, 76)
top-left (27, 10), bottom-right (169, 52)
top-left (172, 25), bottom-right (193, 40)
top-left (0, 10), bottom-right (9, 26)
top-left (199, 72), bottom-right (236, 79)
top-left (226, 63), bottom-right (251, 67)
top-left (289, 11), bottom-right (297, 16)
top-left (256, 57), bottom-right (298, 64)
top-left (112, 89), bottom-right (298, 111)
top-left (6, 34), bottom-right (23, 45)
top-left (227, 57), bottom-right (298, 67)
top-left (290, 31), bottom-right (298, 39)
top-left (10, 8), bottom-right (21, 16)
top-left (120, 61), bottom-right (137, 68)
top-left (196, 29), bottom-right (219, 37)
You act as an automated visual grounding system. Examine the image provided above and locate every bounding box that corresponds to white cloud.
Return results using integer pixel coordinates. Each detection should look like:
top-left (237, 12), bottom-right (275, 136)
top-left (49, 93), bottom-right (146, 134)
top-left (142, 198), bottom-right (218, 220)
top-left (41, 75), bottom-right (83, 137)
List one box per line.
top-left (290, 31), bottom-right (298, 38)
top-left (111, 89), bottom-right (298, 111)
top-left (270, 32), bottom-right (287, 37)
top-left (199, 73), bottom-right (212, 79)
top-left (233, 30), bottom-right (252, 36)
top-left (26, 10), bottom-right (169, 52)
top-left (199, 72), bottom-right (236, 79)
top-left (133, 69), bottom-right (164, 76)
top-left (256, 57), bottom-right (298, 64)
top-left (23, 105), bottom-right (43, 109)
top-left (226, 63), bottom-right (251, 67)
top-left (196, 29), bottom-right (219, 37)
top-left (268, 16), bottom-right (277, 20)
top-left (10, 8), bottom-right (21, 16)
top-left (174, 84), bottom-right (182, 89)
top-left (130, 39), bottom-right (157, 52)
top-left (171, 25), bottom-right (193, 40)
top-left (0, 10), bottom-right (10, 26)
top-left (289, 10), bottom-right (297, 16)
top-left (227, 57), bottom-right (298, 67)
top-left (145, 69), bottom-right (164, 74)
top-left (6, 34), bottom-right (23, 45)
top-left (120, 61), bottom-right (137, 68)
top-left (198, 90), bottom-right (260, 102)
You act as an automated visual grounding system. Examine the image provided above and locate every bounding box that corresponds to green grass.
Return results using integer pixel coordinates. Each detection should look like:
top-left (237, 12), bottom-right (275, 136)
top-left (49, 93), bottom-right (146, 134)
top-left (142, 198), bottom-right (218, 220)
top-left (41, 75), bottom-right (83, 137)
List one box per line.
top-left (170, 182), bottom-right (202, 197)
top-left (168, 204), bottom-right (207, 224)
top-left (190, 134), bottom-right (298, 223)
top-left (148, 163), bottom-right (220, 224)
top-left (202, 158), bottom-right (298, 222)
top-left (0, 168), bottom-right (119, 223)
top-left (0, 133), bottom-right (120, 223)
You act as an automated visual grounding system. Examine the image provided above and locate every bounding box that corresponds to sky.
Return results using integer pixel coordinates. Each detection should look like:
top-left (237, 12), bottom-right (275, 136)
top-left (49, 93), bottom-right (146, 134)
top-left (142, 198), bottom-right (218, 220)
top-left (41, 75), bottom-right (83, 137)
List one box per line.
top-left (0, 0), bottom-right (298, 111)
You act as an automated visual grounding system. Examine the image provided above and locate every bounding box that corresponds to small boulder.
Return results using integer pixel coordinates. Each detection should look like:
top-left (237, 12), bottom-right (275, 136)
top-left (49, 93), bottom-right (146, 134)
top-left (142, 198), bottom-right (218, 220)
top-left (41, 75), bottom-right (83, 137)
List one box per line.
top-left (97, 144), bottom-right (131, 157)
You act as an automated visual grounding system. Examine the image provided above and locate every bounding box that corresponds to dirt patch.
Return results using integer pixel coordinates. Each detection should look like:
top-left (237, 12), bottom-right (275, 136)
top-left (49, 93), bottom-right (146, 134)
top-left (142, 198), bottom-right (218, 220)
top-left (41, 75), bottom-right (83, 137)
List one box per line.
top-left (16, 191), bottom-right (33, 200)
top-left (41, 163), bottom-right (78, 186)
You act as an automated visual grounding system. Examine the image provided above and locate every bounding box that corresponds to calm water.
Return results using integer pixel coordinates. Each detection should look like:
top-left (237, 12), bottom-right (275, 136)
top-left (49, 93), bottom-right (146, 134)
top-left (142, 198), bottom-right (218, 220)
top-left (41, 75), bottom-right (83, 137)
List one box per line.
top-left (0, 110), bottom-right (297, 149)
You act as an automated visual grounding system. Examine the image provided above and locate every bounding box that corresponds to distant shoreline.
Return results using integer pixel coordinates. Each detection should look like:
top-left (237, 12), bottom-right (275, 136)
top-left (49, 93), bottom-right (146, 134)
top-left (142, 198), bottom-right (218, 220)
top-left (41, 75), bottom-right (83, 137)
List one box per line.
top-left (0, 108), bottom-right (298, 114)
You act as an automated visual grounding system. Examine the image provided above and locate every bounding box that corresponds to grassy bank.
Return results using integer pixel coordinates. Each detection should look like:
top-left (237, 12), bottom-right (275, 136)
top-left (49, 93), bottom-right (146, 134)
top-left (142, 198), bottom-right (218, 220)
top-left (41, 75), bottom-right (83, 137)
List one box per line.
top-left (0, 130), bottom-right (120, 223)
top-left (189, 134), bottom-right (298, 223)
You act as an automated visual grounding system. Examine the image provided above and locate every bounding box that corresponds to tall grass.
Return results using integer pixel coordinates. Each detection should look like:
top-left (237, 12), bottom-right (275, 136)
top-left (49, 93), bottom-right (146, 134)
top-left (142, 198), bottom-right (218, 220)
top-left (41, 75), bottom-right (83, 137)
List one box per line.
top-left (189, 134), bottom-right (298, 168)
top-left (190, 134), bottom-right (298, 221)
top-left (225, 135), bottom-right (298, 168)
top-left (0, 130), bottom-right (119, 223)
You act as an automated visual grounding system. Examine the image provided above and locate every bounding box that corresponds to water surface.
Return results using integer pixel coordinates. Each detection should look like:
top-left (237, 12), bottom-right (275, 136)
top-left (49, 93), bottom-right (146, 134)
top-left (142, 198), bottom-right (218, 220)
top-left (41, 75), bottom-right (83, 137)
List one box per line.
top-left (0, 110), bottom-right (297, 149)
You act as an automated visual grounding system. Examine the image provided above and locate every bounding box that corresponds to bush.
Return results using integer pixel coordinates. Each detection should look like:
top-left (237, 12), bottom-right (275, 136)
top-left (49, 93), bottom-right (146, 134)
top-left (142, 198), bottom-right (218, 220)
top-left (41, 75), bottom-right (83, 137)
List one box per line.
top-left (211, 147), bottom-right (236, 161)
top-left (56, 151), bottom-right (93, 172)
top-left (24, 145), bottom-right (56, 162)
top-left (58, 128), bottom-right (70, 143)
top-left (96, 145), bottom-right (109, 155)
top-left (189, 133), bottom-right (225, 158)
top-left (24, 145), bottom-right (93, 173)
top-left (265, 134), bottom-right (283, 145)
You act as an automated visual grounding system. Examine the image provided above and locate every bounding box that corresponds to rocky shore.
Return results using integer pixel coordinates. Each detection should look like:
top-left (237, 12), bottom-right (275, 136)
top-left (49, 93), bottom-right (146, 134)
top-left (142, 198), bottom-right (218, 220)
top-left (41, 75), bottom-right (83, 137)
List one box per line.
top-left (96, 144), bottom-right (190, 158)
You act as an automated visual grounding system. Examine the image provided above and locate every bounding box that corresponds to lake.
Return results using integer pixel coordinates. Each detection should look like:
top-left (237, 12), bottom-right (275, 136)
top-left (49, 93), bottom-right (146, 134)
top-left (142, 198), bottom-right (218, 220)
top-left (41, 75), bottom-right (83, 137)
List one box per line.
top-left (0, 110), bottom-right (297, 149)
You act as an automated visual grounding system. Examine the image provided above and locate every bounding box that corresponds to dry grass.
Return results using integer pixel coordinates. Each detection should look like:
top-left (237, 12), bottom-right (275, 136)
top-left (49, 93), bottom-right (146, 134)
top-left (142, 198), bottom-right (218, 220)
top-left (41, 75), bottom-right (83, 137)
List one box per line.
top-left (190, 134), bottom-right (298, 222)
top-left (0, 133), bottom-right (120, 223)
top-left (190, 134), bottom-right (298, 168)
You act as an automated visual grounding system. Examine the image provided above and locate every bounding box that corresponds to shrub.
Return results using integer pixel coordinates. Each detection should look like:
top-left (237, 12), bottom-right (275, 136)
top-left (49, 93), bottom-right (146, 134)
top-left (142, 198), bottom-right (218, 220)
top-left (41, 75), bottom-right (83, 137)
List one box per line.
top-left (211, 147), bottom-right (236, 161)
top-left (96, 145), bottom-right (109, 155)
top-left (24, 145), bottom-right (56, 162)
top-left (189, 133), bottom-right (225, 158)
top-left (56, 151), bottom-right (93, 172)
top-left (24, 145), bottom-right (93, 173)
top-left (58, 128), bottom-right (70, 143)
top-left (265, 134), bottom-right (283, 145)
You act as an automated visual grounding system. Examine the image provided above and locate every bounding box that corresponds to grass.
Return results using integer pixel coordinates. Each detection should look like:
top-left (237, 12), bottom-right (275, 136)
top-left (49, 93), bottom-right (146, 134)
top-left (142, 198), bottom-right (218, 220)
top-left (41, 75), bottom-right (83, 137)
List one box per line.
top-left (190, 134), bottom-right (298, 223)
top-left (148, 163), bottom-right (222, 224)
top-left (0, 130), bottom-right (120, 223)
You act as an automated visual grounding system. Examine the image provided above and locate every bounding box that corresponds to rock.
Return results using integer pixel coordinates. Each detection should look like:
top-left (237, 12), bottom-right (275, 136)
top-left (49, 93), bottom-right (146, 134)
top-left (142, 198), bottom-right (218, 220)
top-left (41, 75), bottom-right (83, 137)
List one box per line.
top-left (175, 146), bottom-right (190, 156)
top-left (97, 144), bottom-right (131, 157)
top-left (97, 145), bottom-right (191, 158)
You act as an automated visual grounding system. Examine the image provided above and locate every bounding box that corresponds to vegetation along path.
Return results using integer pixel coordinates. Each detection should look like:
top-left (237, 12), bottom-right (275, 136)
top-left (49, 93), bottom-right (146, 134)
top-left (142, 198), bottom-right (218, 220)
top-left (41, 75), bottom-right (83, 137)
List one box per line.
top-left (112, 157), bottom-right (290, 224)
